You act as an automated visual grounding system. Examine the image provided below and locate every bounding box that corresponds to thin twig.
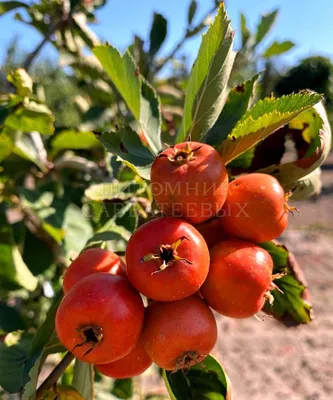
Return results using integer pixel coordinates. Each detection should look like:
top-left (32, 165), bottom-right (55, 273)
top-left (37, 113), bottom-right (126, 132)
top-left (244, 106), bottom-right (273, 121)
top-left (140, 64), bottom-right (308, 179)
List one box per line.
top-left (153, 4), bottom-right (218, 76)
top-left (36, 352), bottom-right (75, 400)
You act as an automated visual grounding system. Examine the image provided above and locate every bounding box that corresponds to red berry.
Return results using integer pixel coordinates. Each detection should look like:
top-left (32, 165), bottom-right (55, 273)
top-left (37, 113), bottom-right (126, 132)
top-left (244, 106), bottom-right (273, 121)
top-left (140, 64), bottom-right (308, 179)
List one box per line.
top-left (126, 217), bottom-right (209, 301)
top-left (63, 248), bottom-right (126, 293)
top-left (141, 296), bottom-right (217, 370)
top-left (201, 240), bottom-right (273, 318)
top-left (96, 336), bottom-right (152, 379)
top-left (151, 142), bottom-right (228, 224)
top-left (220, 173), bottom-right (288, 243)
top-left (56, 273), bottom-right (144, 364)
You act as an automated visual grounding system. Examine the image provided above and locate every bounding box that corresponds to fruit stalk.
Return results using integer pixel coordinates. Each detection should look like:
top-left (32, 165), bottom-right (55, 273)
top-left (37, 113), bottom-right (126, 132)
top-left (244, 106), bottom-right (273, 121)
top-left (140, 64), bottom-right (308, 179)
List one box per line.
top-left (35, 352), bottom-right (75, 400)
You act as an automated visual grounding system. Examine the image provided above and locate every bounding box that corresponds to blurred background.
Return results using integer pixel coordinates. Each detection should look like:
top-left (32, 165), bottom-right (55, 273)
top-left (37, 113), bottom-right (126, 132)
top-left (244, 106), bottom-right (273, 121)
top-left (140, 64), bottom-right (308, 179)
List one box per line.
top-left (0, 1), bottom-right (332, 399)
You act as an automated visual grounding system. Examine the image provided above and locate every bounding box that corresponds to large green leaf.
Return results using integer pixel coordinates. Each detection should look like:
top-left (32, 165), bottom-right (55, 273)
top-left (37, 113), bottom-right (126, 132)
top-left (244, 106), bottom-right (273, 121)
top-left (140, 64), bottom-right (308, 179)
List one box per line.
top-left (13, 132), bottom-right (48, 171)
top-left (97, 125), bottom-right (154, 180)
top-left (0, 207), bottom-right (38, 292)
top-left (0, 1), bottom-right (28, 15)
top-left (93, 45), bottom-right (140, 118)
top-left (51, 130), bottom-right (101, 154)
top-left (263, 40), bottom-right (295, 58)
top-left (163, 355), bottom-right (232, 400)
top-left (177, 3), bottom-right (235, 142)
top-left (204, 74), bottom-right (260, 146)
top-left (260, 241), bottom-right (312, 325)
top-left (255, 9), bottom-right (279, 46)
top-left (85, 181), bottom-right (144, 202)
top-left (5, 101), bottom-right (55, 135)
top-left (258, 101), bottom-right (331, 191)
top-left (72, 360), bottom-right (94, 400)
top-left (149, 12), bottom-right (167, 56)
top-left (93, 45), bottom-right (162, 154)
top-left (218, 92), bottom-right (322, 164)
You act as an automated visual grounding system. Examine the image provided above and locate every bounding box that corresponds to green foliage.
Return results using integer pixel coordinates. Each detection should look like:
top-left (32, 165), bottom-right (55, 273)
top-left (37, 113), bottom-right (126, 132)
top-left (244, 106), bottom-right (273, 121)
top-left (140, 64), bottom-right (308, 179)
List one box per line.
top-left (177, 3), bottom-right (235, 142)
top-left (72, 360), bottom-right (94, 400)
top-left (255, 9), bottom-right (279, 46)
top-left (149, 13), bottom-right (168, 57)
top-left (0, 0), bottom-right (28, 15)
top-left (263, 40), bottom-right (295, 58)
top-left (111, 378), bottom-right (133, 399)
top-left (163, 355), bottom-right (231, 400)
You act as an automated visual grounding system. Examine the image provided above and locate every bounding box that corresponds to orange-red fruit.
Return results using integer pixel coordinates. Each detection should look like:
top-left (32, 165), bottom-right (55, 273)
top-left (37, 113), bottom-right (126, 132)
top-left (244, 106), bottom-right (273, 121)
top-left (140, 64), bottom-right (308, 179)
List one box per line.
top-left (195, 217), bottom-right (231, 249)
top-left (96, 336), bottom-right (152, 379)
top-left (141, 296), bottom-right (217, 370)
top-left (220, 173), bottom-right (287, 243)
top-left (63, 248), bottom-right (126, 293)
top-left (126, 217), bottom-right (209, 301)
top-left (151, 142), bottom-right (228, 224)
top-left (201, 240), bottom-right (273, 318)
top-left (56, 273), bottom-right (144, 364)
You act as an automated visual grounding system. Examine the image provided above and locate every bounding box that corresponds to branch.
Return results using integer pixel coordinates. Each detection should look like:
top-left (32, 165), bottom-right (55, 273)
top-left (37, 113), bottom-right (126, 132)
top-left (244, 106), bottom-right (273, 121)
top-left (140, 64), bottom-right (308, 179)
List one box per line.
top-left (36, 352), bottom-right (75, 400)
top-left (153, 4), bottom-right (218, 75)
top-left (23, 19), bottom-right (63, 72)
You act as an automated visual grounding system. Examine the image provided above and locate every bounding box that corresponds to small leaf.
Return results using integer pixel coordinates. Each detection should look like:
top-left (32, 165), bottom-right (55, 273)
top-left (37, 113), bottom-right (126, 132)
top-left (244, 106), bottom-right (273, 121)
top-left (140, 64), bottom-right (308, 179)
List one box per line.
top-left (98, 126), bottom-right (154, 180)
top-left (7, 68), bottom-right (32, 97)
top-left (263, 40), bottom-right (295, 58)
top-left (72, 360), bottom-right (94, 400)
top-left (290, 167), bottom-right (322, 200)
top-left (0, 1), bottom-right (28, 16)
top-left (149, 13), bottom-right (167, 56)
top-left (260, 241), bottom-right (312, 324)
top-left (177, 3), bottom-right (236, 142)
top-left (257, 101), bottom-right (331, 191)
top-left (188, 0), bottom-right (197, 25)
top-left (204, 74), bottom-right (260, 147)
top-left (163, 355), bottom-right (232, 400)
top-left (111, 378), bottom-right (133, 399)
top-left (218, 92), bottom-right (322, 164)
top-left (51, 130), bottom-right (101, 154)
top-left (255, 9), bottom-right (279, 46)
top-left (240, 13), bottom-right (250, 46)
top-left (5, 101), bottom-right (55, 135)
top-left (85, 181), bottom-right (144, 202)
top-left (93, 45), bottom-right (141, 120)
top-left (0, 132), bottom-right (13, 162)
top-left (13, 132), bottom-right (48, 171)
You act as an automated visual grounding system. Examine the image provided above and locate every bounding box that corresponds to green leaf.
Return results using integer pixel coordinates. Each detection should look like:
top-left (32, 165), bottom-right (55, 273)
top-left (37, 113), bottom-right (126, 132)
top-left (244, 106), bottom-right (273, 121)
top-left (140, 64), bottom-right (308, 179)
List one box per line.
top-left (240, 13), bottom-right (250, 46)
top-left (85, 181), bottom-right (144, 202)
top-left (149, 13), bottom-right (167, 56)
top-left (0, 302), bottom-right (26, 333)
top-left (163, 355), bottom-right (232, 400)
top-left (5, 101), bottom-right (55, 135)
top-left (290, 167), bottom-right (322, 200)
top-left (255, 9), bottom-right (279, 46)
top-left (258, 101), bottom-right (331, 191)
top-left (0, 132), bottom-right (13, 162)
top-left (13, 132), bottom-right (47, 171)
top-left (0, 1), bottom-right (28, 16)
top-left (22, 294), bottom-right (64, 400)
top-left (111, 378), bottom-right (133, 399)
top-left (97, 126), bottom-right (154, 180)
top-left (263, 40), bottom-right (295, 58)
top-left (0, 332), bottom-right (32, 393)
top-left (188, 0), bottom-right (197, 25)
top-left (7, 68), bottom-right (32, 97)
top-left (93, 45), bottom-right (162, 154)
top-left (0, 207), bottom-right (38, 292)
top-left (93, 45), bottom-right (141, 120)
top-left (62, 204), bottom-right (93, 258)
top-left (260, 241), bottom-right (313, 324)
top-left (177, 3), bottom-right (236, 142)
top-left (218, 92), bottom-right (322, 164)
top-left (51, 130), bottom-right (101, 154)
top-left (140, 79), bottom-right (162, 154)
top-left (72, 360), bottom-right (94, 400)
top-left (204, 74), bottom-right (260, 146)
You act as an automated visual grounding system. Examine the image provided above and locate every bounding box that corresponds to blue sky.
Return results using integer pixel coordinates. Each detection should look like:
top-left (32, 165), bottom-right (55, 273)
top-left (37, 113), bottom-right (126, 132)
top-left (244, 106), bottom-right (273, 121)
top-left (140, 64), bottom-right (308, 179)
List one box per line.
top-left (0, 0), bottom-right (333, 70)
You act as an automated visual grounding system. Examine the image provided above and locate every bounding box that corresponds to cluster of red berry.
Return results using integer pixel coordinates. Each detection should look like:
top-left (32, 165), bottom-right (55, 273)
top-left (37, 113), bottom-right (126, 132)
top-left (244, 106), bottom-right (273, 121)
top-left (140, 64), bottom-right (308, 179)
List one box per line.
top-left (55, 141), bottom-right (291, 378)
